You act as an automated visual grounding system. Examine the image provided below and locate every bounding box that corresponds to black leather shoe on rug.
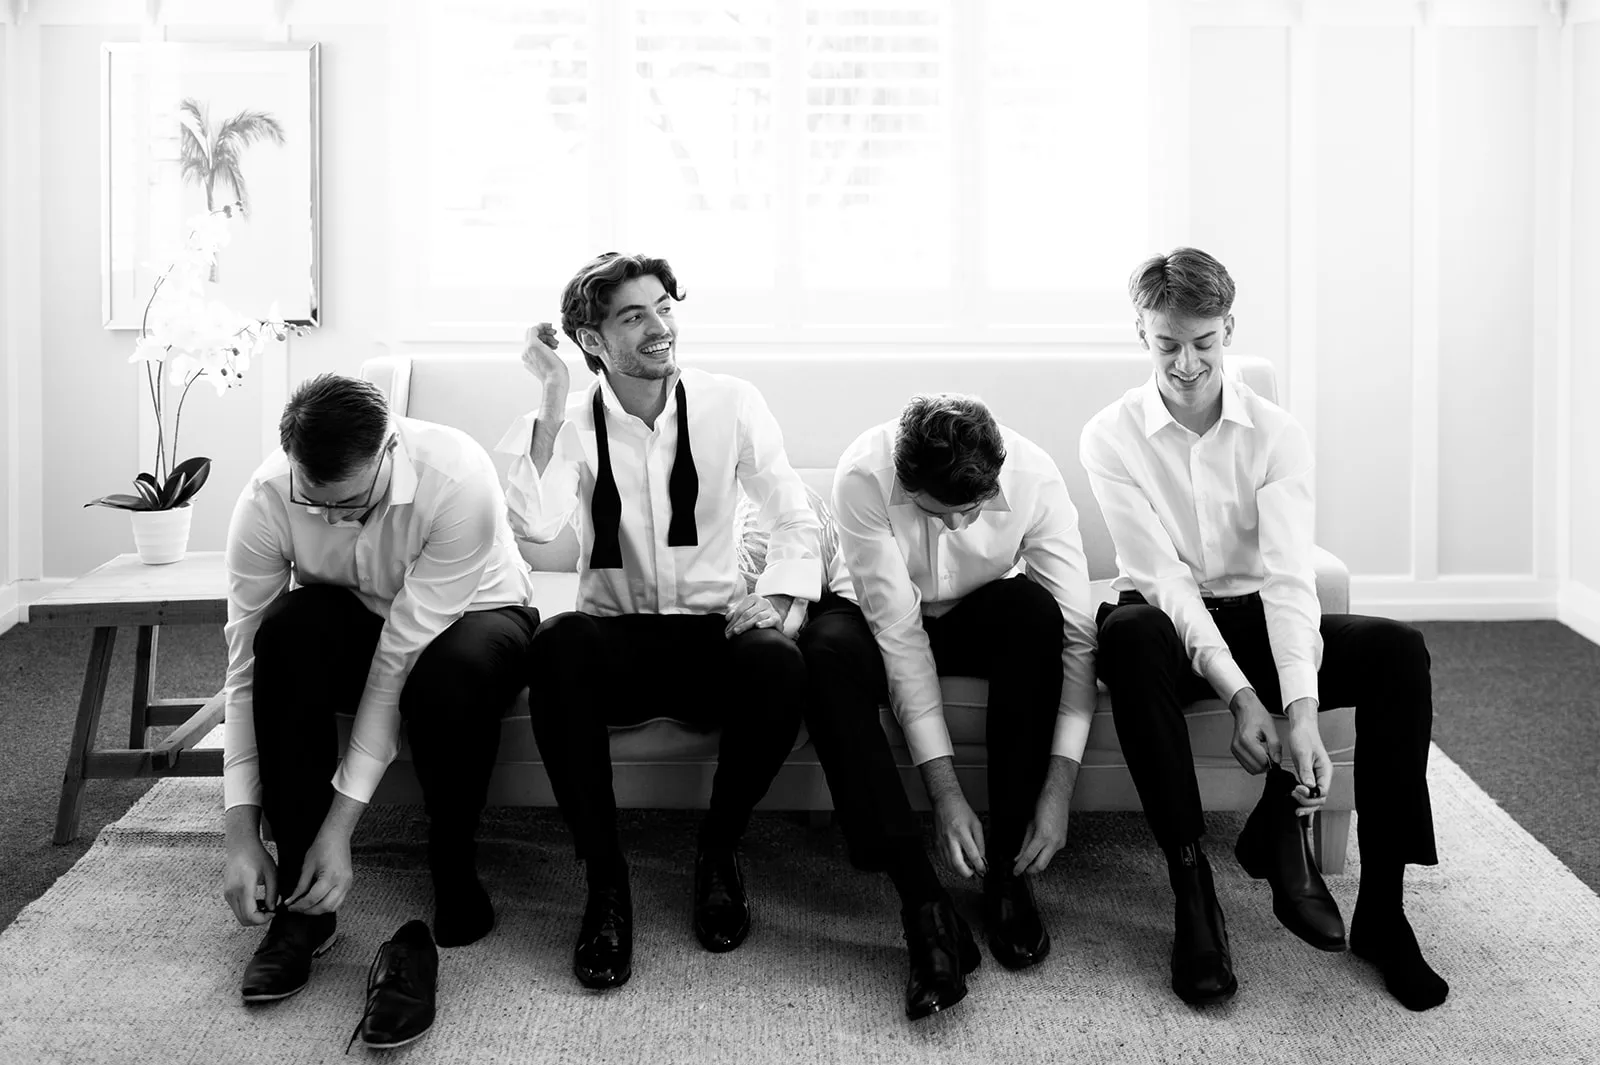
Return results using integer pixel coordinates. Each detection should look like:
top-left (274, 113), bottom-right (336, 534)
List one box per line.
top-left (574, 883), bottom-right (633, 990)
top-left (983, 868), bottom-right (1052, 970)
top-left (693, 846), bottom-right (751, 953)
top-left (903, 897), bottom-right (981, 1021)
top-left (346, 919), bottom-right (438, 1052)
top-left (1235, 765), bottom-right (1347, 952)
top-left (1168, 844), bottom-right (1238, 1006)
top-left (240, 910), bottom-right (338, 1004)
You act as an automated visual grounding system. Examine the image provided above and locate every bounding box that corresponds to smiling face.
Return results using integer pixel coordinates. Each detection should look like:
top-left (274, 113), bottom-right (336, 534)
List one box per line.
top-left (1137, 309), bottom-right (1233, 422)
top-left (578, 274), bottom-right (679, 382)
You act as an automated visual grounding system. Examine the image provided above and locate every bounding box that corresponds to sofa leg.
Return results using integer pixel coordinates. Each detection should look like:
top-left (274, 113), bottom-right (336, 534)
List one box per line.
top-left (806, 810), bottom-right (833, 830)
top-left (1314, 810), bottom-right (1353, 875)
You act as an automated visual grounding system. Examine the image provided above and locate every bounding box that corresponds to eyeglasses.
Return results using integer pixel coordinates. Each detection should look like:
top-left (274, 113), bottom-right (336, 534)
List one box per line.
top-left (288, 435), bottom-right (397, 513)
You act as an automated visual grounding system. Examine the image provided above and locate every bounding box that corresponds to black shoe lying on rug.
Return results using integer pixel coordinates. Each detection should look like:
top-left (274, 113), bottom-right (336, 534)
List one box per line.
top-left (575, 882), bottom-right (633, 990)
top-left (902, 897), bottom-right (981, 1021)
top-left (241, 910), bottom-right (338, 1003)
top-left (346, 919), bottom-right (438, 1052)
top-left (693, 846), bottom-right (751, 953)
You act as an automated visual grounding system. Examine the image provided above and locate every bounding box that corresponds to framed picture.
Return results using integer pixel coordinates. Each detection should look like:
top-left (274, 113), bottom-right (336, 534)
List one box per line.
top-left (102, 42), bottom-right (320, 330)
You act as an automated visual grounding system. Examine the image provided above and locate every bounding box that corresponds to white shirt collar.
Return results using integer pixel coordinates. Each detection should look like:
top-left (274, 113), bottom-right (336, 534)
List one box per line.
top-left (1138, 369), bottom-right (1255, 438)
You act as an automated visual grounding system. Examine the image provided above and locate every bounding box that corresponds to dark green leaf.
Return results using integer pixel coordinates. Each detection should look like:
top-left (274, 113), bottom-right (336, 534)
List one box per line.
top-left (162, 457), bottom-right (211, 507)
top-left (84, 493), bottom-right (151, 511)
top-left (131, 478), bottom-right (161, 508)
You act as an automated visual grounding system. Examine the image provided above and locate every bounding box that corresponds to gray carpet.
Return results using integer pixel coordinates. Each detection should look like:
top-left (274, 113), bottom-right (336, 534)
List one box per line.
top-left (0, 618), bottom-right (1598, 934)
top-left (1, 747), bottom-right (1596, 1064)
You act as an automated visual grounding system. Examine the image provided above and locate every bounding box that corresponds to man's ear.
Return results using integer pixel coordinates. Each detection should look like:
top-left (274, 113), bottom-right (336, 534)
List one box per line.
top-left (576, 325), bottom-right (605, 358)
top-left (1134, 316), bottom-right (1148, 349)
top-left (1222, 313), bottom-right (1235, 347)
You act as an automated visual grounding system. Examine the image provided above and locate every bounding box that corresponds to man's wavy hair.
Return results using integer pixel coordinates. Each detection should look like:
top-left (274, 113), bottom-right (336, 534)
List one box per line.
top-left (893, 394), bottom-right (1006, 507)
top-left (1128, 246), bottom-right (1236, 320)
top-left (559, 252), bottom-right (687, 376)
top-left (278, 373), bottom-right (389, 484)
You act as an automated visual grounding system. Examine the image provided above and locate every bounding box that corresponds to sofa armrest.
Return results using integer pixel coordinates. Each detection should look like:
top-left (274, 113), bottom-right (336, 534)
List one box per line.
top-left (1312, 544), bottom-right (1349, 616)
top-left (360, 355), bottom-right (413, 415)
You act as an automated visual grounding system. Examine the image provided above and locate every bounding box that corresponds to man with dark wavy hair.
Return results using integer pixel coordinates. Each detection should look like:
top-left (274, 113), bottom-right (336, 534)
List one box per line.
top-left (1082, 246), bottom-right (1446, 1011)
top-left (797, 393), bottom-right (1098, 1019)
top-left (498, 253), bottom-right (821, 991)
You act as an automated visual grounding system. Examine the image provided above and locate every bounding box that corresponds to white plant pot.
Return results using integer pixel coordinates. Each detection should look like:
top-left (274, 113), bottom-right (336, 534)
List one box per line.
top-left (130, 505), bottom-right (192, 565)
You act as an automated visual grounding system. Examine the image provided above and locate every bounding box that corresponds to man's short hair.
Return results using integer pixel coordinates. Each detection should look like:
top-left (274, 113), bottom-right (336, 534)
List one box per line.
top-left (1128, 247), bottom-right (1236, 319)
top-left (559, 252), bottom-right (686, 376)
top-left (278, 373), bottom-right (389, 484)
top-left (893, 394), bottom-right (1006, 506)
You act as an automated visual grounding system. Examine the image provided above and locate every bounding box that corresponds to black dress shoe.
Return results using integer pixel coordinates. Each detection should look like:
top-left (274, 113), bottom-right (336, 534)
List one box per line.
top-left (574, 882), bottom-right (633, 990)
top-left (983, 869), bottom-right (1051, 970)
top-left (693, 846), bottom-right (751, 953)
top-left (903, 898), bottom-right (981, 1021)
top-left (1235, 765), bottom-right (1347, 952)
top-left (240, 910), bottom-right (338, 1003)
top-left (1168, 844), bottom-right (1237, 1005)
top-left (346, 920), bottom-right (438, 1052)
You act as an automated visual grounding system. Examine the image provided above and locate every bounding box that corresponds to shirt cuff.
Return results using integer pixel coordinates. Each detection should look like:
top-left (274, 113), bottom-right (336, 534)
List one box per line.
top-left (755, 557), bottom-right (823, 601)
top-left (223, 765), bottom-right (262, 811)
top-left (902, 713), bottom-right (956, 766)
top-left (493, 411), bottom-right (537, 456)
top-left (1049, 705), bottom-right (1094, 763)
top-left (1203, 650), bottom-right (1251, 707)
top-left (331, 750), bottom-right (390, 805)
top-left (1277, 664), bottom-right (1320, 710)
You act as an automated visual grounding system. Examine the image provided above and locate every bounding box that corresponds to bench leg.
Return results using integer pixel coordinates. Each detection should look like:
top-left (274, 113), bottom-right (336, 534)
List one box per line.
top-left (55, 626), bottom-right (117, 845)
top-left (1314, 809), bottom-right (1353, 875)
top-left (128, 625), bottom-right (156, 748)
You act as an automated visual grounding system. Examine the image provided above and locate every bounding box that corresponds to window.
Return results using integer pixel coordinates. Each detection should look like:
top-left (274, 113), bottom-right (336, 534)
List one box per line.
top-left (402, 0), bottom-right (1153, 343)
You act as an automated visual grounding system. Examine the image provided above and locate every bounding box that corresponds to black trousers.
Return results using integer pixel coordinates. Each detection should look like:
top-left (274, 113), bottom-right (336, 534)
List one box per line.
top-left (525, 611), bottom-right (808, 861)
top-left (1095, 591), bottom-right (1437, 867)
top-left (796, 576), bottom-right (1063, 866)
top-left (252, 584), bottom-right (540, 889)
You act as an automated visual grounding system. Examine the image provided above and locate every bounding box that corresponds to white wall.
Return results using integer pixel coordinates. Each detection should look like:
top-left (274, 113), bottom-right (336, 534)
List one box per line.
top-left (1, 20), bottom-right (13, 626)
top-left (0, 0), bottom-right (1592, 634)
top-left (1564, 16), bottom-right (1600, 642)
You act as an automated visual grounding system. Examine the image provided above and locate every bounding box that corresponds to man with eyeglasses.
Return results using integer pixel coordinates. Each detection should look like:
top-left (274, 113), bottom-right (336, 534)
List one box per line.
top-left (796, 393), bottom-right (1098, 1019)
top-left (219, 374), bottom-right (539, 1021)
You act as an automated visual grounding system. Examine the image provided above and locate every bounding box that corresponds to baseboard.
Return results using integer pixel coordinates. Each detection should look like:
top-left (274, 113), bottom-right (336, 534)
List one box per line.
top-left (1348, 576), bottom-right (1559, 620)
top-left (1558, 580), bottom-right (1600, 646)
top-left (0, 578), bottom-right (71, 636)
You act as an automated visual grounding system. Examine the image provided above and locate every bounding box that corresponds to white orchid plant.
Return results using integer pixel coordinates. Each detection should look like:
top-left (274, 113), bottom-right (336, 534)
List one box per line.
top-left (86, 204), bottom-right (299, 512)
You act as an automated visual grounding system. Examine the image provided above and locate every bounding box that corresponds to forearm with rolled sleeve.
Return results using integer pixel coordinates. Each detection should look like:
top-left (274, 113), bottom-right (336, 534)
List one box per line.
top-left (1257, 419), bottom-right (1323, 707)
top-left (331, 470), bottom-right (505, 803)
top-left (1018, 473), bottom-right (1100, 764)
top-left (737, 385), bottom-right (822, 600)
top-left (1080, 428), bottom-right (1251, 705)
top-left (221, 485), bottom-right (293, 810)
top-left (832, 462), bottom-right (951, 764)
top-left (495, 410), bottom-right (582, 543)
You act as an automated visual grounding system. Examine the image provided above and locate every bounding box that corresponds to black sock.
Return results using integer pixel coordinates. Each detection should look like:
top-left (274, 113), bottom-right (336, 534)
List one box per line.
top-left (884, 839), bottom-right (944, 910)
top-left (585, 850), bottom-right (629, 893)
top-left (698, 812), bottom-right (742, 855)
top-left (429, 833), bottom-right (494, 949)
top-left (1351, 861), bottom-right (1448, 1011)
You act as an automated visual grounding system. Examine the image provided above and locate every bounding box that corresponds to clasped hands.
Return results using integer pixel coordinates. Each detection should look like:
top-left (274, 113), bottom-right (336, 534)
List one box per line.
top-left (724, 593), bottom-right (802, 640)
top-left (1230, 687), bottom-right (1333, 818)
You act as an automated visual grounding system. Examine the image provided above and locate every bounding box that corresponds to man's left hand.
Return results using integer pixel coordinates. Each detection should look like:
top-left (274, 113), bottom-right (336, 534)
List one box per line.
top-left (725, 593), bottom-right (793, 639)
top-left (1284, 698), bottom-right (1333, 818)
top-left (285, 824), bottom-right (354, 915)
top-left (1012, 755), bottom-right (1079, 876)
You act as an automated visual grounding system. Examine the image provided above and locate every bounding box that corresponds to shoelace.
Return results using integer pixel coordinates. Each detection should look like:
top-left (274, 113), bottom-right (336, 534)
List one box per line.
top-left (343, 941), bottom-right (416, 1054)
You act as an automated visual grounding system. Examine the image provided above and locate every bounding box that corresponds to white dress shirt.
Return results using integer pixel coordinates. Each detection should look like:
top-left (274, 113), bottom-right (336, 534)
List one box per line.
top-left (222, 417), bottom-right (536, 810)
top-left (830, 422), bottom-right (1099, 767)
top-left (496, 367), bottom-right (822, 615)
top-left (1079, 371), bottom-right (1322, 708)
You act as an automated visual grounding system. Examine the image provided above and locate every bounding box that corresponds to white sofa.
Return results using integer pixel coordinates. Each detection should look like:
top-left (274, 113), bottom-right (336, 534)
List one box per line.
top-left (349, 352), bottom-right (1357, 872)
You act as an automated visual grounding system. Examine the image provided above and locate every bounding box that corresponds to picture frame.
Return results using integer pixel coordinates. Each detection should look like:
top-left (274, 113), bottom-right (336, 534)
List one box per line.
top-left (101, 42), bottom-right (321, 330)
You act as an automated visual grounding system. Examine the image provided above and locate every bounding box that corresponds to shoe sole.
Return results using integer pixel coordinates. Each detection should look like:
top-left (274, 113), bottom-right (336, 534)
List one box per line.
top-left (241, 932), bottom-right (339, 1004)
top-left (361, 1026), bottom-right (433, 1050)
top-left (907, 983), bottom-right (969, 1022)
top-left (575, 964), bottom-right (632, 991)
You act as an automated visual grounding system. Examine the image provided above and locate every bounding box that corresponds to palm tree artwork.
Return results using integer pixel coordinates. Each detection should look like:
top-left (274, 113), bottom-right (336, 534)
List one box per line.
top-left (176, 99), bottom-right (286, 280)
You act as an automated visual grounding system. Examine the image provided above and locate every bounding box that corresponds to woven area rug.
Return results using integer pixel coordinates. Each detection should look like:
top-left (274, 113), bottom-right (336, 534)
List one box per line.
top-left (0, 745), bottom-right (1595, 1065)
